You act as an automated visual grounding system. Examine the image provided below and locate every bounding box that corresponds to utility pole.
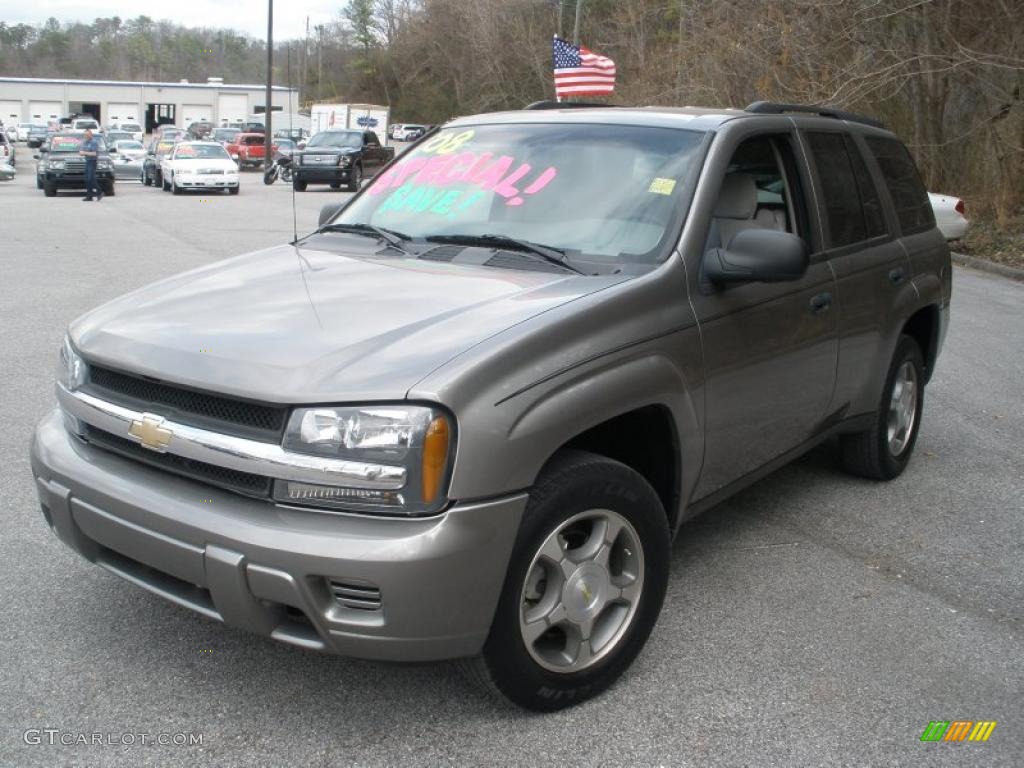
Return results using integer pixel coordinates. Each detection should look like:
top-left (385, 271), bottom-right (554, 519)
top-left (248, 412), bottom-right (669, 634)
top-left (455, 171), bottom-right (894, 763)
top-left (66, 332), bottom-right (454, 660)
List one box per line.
top-left (557, 1), bottom-right (564, 38)
top-left (302, 16), bottom-right (309, 108)
top-left (264, 0), bottom-right (273, 168)
top-left (317, 25), bottom-right (324, 100)
top-left (572, 0), bottom-right (584, 44)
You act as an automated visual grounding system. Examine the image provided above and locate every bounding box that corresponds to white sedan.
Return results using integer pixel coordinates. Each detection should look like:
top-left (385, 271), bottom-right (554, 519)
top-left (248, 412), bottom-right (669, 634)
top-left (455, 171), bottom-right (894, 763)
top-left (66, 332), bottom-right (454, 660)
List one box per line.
top-left (929, 192), bottom-right (969, 241)
top-left (160, 141), bottom-right (240, 195)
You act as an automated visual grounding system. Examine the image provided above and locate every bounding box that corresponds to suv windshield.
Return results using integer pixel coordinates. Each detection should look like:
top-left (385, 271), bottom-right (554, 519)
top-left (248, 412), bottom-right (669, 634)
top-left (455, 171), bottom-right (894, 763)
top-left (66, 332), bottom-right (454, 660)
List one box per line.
top-left (307, 131), bottom-right (362, 149)
top-left (49, 135), bottom-right (107, 152)
top-left (339, 123), bottom-right (705, 262)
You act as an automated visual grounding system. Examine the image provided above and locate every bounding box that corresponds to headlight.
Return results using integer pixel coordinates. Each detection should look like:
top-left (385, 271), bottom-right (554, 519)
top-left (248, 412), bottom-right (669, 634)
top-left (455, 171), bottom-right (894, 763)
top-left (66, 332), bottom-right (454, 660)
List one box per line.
top-left (98, 159), bottom-right (112, 168)
top-left (339, 155), bottom-right (353, 166)
top-left (58, 335), bottom-right (86, 391)
top-left (276, 405), bottom-right (453, 515)
top-left (47, 159), bottom-right (65, 169)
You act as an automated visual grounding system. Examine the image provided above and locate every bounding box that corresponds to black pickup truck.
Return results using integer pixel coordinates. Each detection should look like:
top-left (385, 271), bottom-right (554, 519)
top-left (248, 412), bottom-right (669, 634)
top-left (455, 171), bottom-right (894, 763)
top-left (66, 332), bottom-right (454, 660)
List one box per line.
top-left (291, 129), bottom-right (395, 191)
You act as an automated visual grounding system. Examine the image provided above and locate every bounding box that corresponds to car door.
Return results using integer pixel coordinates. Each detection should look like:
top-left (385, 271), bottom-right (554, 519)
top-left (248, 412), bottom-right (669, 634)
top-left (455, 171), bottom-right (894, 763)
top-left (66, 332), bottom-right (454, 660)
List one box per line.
top-left (798, 128), bottom-right (913, 419)
top-left (363, 131), bottom-right (383, 172)
top-left (687, 127), bottom-right (839, 499)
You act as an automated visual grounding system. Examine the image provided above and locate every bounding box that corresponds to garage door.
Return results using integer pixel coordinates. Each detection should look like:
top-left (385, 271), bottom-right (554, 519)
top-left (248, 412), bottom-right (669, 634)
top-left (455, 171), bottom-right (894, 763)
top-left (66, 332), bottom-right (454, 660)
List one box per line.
top-left (29, 101), bottom-right (62, 125)
top-left (0, 100), bottom-right (21, 125)
top-left (182, 104), bottom-right (213, 127)
top-left (107, 102), bottom-right (140, 124)
top-left (217, 93), bottom-right (248, 125)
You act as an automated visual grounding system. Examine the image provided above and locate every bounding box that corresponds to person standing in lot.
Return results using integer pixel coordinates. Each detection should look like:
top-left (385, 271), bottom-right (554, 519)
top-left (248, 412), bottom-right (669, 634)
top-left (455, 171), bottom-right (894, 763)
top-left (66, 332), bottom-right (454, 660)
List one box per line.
top-left (80, 129), bottom-right (103, 202)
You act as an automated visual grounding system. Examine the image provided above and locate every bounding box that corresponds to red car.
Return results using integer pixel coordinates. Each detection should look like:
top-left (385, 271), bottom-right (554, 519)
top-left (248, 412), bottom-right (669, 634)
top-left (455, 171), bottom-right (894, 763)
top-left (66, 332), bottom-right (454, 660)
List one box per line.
top-left (226, 133), bottom-right (276, 169)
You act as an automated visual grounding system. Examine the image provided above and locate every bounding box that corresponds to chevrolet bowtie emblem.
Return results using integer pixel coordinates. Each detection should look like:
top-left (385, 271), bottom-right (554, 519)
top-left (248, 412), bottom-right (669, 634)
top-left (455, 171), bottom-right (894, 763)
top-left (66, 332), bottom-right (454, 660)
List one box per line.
top-left (128, 413), bottom-right (173, 452)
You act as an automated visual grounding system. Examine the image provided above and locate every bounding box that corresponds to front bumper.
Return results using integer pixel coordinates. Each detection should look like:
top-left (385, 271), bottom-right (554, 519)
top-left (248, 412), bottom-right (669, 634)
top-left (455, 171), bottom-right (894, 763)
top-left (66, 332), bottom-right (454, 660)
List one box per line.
top-left (31, 409), bottom-right (525, 661)
top-left (294, 166), bottom-right (352, 183)
top-left (174, 175), bottom-right (240, 189)
top-left (44, 170), bottom-right (115, 187)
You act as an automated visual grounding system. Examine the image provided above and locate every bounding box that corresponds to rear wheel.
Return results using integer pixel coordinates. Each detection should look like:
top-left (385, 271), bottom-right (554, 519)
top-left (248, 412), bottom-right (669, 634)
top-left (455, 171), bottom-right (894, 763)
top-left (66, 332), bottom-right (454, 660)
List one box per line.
top-left (840, 335), bottom-right (925, 480)
top-left (464, 450), bottom-right (670, 711)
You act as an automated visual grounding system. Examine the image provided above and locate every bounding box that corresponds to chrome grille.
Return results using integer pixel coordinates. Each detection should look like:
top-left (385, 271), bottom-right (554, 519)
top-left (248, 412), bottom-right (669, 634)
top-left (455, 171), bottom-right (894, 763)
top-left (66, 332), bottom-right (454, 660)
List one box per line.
top-left (302, 154), bottom-right (336, 165)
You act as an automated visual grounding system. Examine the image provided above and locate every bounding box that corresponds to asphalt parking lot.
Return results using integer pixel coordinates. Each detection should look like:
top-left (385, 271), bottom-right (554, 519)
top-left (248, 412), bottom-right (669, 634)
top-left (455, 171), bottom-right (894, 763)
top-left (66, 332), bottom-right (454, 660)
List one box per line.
top-left (1, 167), bottom-right (1021, 767)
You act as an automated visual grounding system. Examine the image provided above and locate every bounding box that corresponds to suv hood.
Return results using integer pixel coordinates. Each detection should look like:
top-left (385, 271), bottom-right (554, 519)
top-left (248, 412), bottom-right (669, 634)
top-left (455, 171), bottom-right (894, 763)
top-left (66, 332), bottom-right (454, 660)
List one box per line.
top-left (70, 241), bottom-right (625, 403)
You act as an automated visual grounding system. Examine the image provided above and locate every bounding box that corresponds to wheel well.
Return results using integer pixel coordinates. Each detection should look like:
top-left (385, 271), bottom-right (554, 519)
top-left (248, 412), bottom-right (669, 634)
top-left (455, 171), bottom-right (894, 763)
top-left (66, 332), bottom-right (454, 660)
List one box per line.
top-left (902, 306), bottom-right (940, 381)
top-left (557, 406), bottom-right (680, 529)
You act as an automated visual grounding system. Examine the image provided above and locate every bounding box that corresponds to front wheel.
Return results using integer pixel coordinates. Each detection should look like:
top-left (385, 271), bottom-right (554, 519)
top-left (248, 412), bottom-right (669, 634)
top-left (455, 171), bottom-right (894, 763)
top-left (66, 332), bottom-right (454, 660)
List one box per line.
top-left (466, 450), bottom-right (670, 711)
top-left (346, 164), bottom-right (362, 192)
top-left (292, 178), bottom-right (307, 192)
top-left (840, 334), bottom-right (925, 480)
top-left (102, 182), bottom-right (114, 196)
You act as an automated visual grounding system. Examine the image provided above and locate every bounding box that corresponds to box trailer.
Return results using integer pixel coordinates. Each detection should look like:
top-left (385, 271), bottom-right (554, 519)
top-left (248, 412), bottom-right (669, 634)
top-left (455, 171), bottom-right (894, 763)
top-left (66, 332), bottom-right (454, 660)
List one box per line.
top-left (309, 103), bottom-right (389, 140)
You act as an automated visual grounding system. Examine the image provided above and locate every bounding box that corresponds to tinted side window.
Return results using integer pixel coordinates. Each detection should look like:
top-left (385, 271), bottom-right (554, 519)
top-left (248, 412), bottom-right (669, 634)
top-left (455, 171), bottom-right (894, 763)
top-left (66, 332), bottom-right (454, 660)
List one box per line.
top-left (845, 136), bottom-right (886, 238)
top-left (807, 132), bottom-right (868, 247)
top-left (865, 136), bottom-right (934, 234)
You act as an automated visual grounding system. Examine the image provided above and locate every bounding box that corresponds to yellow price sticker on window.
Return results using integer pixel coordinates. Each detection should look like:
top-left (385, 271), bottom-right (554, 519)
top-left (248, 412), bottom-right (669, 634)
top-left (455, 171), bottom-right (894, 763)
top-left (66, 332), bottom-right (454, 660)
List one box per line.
top-left (649, 177), bottom-right (677, 195)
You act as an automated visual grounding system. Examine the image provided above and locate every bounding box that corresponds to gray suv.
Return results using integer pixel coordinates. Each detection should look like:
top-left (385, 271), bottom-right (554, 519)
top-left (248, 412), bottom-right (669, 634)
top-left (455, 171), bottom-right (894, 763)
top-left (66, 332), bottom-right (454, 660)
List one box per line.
top-left (31, 101), bottom-right (950, 710)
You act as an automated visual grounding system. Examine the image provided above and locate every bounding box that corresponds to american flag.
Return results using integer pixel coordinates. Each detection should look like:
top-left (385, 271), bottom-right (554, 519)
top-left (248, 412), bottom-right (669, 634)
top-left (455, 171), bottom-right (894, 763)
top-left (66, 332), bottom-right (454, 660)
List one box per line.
top-left (552, 35), bottom-right (616, 99)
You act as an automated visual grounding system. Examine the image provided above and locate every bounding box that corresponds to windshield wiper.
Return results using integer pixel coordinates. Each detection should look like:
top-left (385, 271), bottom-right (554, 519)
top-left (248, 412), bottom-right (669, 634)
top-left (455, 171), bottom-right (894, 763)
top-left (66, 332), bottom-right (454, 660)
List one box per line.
top-left (320, 223), bottom-right (412, 255)
top-left (425, 233), bottom-right (586, 275)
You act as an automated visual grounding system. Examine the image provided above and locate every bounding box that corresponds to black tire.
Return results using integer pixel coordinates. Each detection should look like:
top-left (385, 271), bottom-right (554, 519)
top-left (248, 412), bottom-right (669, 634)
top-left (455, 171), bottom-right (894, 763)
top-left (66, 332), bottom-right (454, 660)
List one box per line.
top-left (329, 181), bottom-right (342, 190)
top-left (228, 186), bottom-right (239, 195)
top-left (292, 178), bottom-right (307, 192)
top-left (840, 334), bottom-right (925, 480)
top-left (43, 182), bottom-right (56, 197)
top-left (171, 178), bottom-right (182, 195)
top-left (465, 450), bottom-right (670, 711)
top-left (346, 164), bottom-right (362, 192)
top-left (102, 182), bottom-right (115, 196)
top-left (36, 174), bottom-right (43, 189)
top-left (154, 171), bottom-right (162, 188)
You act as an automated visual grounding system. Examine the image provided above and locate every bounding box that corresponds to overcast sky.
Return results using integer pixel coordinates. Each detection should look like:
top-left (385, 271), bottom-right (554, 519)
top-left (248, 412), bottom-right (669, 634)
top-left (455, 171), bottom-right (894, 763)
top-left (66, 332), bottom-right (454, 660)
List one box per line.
top-left (3, 1), bottom-right (341, 41)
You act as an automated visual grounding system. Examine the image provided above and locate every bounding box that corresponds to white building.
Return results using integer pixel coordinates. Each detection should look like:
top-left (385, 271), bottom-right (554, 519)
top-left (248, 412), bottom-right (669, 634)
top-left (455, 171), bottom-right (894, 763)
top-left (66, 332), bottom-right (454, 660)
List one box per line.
top-left (0, 76), bottom-right (298, 132)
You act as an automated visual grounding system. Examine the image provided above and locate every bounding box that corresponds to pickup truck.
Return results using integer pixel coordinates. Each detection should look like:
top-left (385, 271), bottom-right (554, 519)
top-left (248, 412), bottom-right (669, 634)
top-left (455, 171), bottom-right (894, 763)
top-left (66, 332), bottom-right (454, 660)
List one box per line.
top-left (225, 132), bottom-right (272, 169)
top-left (291, 129), bottom-right (394, 191)
top-left (31, 101), bottom-right (950, 711)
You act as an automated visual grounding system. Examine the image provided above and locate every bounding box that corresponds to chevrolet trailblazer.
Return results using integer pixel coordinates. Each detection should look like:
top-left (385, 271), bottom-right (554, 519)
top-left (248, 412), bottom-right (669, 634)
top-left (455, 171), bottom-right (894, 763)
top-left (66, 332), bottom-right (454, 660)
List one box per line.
top-left (31, 101), bottom-right (950, 710)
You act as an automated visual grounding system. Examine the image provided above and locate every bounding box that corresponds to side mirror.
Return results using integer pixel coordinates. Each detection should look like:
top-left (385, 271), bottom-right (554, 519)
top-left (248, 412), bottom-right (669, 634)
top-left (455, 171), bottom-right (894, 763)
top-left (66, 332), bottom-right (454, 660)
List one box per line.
top-left (703, 229), bottom-right (808, 284)
top-left (318, 202), bottom-right (346, 228)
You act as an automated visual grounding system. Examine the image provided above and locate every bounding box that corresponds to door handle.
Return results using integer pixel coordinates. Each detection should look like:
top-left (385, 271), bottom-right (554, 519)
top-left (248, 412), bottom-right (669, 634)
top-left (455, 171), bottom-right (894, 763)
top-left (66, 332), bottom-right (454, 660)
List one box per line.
top-left (810, 292), bottom-right (832, 314)
top-left (889, 267), bottom-right (906, 285)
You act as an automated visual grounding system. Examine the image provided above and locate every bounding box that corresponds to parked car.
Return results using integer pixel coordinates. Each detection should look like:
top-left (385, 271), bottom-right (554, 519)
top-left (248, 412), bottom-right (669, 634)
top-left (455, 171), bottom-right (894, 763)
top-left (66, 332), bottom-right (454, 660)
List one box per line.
top-left (35, 132), bottom-right (114, 197)
top-left (394, 124), bottom-right (427, 141)
top-left (26, 126), bottom-right (50, 148)
top-left (0, 161), bottom-right (14, 181)
top-left (3, 123), bottom-right (17, 142)
top-left (274, 128), bottom-right (309, 142)
top-left (14, 122), bottom-right (35, 141)
top-left (110, 139), bottom-right (147, 179)
top-left (103, 130), bottom-right (135, 146)
top-left (211, 127), bottom-right (241, 147)
top-left (225, 133), bottom-right (272, 169)
top-left (159, 140), bottom-right (240, 194)
top-left (291, 129), bottom-right (393, 191)
top-left (928, 192), bottom-right (969, 241)
top-left (0, 131), bottom-right (15, 167)
top-left (140, 138), bottom-right (178, 187)
top-left (71, 117), bottom-right (100, 132)
top-left (187, 121), bottom-right (214, 140)
top-left (30, 101), bottom-right (950, 712)
top-left (388, 123), bottom-right (405, 139)
top-left (111, 122), bottom-right (144, 142)
top-left (155, 126), bottom-right (188, 142)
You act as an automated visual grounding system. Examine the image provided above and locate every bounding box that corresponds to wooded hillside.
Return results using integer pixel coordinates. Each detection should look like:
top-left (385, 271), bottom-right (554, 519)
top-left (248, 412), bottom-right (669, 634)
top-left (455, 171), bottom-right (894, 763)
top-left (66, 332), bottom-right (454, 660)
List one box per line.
top-left (2, 1), bottom-right (1022, 232)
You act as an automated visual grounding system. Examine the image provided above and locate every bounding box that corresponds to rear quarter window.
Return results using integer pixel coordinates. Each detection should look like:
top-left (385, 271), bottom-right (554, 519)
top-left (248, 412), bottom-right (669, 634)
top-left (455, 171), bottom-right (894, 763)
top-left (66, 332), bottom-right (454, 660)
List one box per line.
top-left (806, 131), bottom-right (886, 248)
top-left (865, 136), bottom-right (934, 235)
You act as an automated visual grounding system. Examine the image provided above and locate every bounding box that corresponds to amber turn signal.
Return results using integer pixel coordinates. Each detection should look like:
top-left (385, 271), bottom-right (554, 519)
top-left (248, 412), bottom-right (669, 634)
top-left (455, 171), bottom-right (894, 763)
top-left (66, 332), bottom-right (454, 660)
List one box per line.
top-left (421, 416), bottom-right (450, 503)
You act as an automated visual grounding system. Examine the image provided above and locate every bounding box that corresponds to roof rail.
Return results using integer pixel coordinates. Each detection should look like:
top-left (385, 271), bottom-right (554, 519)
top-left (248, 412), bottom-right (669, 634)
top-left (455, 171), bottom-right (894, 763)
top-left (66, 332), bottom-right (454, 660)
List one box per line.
top-left (523, 100), bottom-right (618, 110)
top-left (744, 101), bottom-right (886, 129)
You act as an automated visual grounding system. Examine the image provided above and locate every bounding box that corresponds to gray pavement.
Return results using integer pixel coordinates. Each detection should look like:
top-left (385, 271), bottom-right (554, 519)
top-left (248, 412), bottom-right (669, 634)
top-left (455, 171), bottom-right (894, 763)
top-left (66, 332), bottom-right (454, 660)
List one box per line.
top-left (0, 167), bottom-right (1021, 767)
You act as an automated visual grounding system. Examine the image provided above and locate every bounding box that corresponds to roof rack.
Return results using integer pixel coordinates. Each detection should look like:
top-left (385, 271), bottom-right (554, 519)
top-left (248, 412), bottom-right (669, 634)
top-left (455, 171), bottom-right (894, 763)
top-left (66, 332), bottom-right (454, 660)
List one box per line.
top-left (523, 100), bottom-right (618, 110)
top-left (744, 101), bottom-right (886, 129)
